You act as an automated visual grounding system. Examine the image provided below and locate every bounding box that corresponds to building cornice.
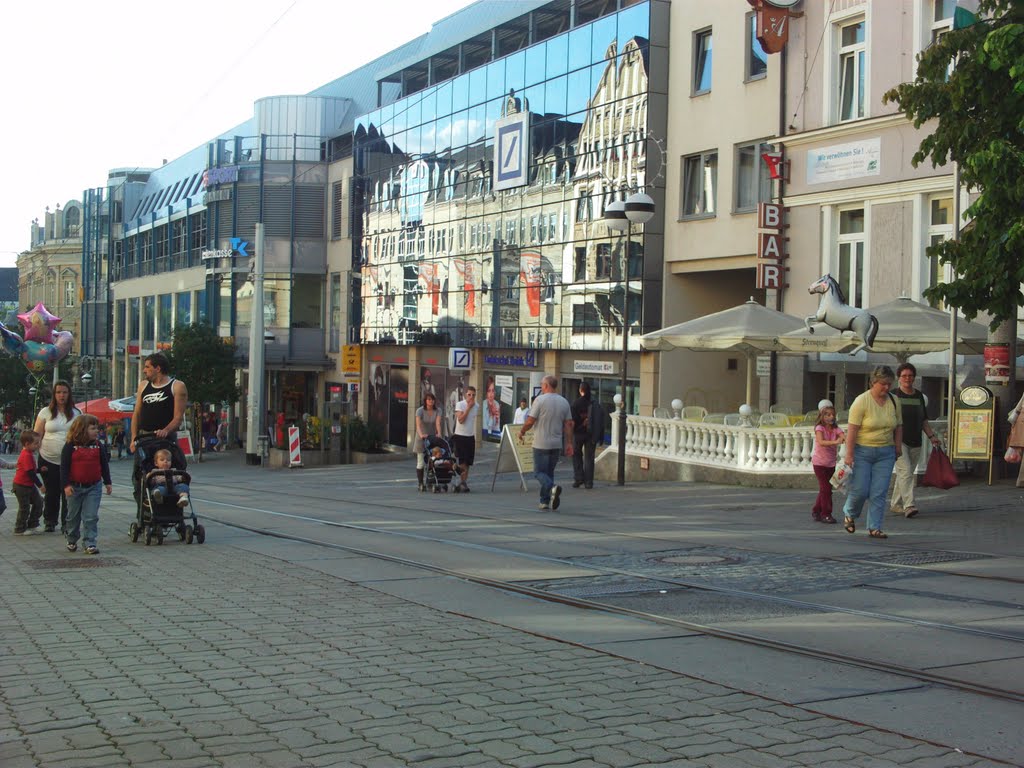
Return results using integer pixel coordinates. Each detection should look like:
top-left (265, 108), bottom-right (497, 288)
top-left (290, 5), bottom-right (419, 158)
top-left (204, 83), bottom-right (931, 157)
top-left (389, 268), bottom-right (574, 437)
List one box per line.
top-left (780, 113), bottom-right (911, 148)
top-left (783, 173), bottom-right (955, 209)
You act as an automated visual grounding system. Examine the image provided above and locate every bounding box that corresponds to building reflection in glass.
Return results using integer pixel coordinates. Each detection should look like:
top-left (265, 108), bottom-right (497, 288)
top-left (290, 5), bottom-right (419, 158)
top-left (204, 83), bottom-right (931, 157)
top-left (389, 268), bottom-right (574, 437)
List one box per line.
top-left (354, 3), bottom-right (654, 353)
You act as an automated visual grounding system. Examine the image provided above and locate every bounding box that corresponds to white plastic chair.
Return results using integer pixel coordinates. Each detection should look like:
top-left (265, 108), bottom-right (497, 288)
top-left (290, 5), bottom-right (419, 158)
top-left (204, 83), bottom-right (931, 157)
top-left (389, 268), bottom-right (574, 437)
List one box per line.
top-left (653, 407), bottom-right (672, 419)
top-left (681, 406), bottom-right (708, 422)
top-left (768, 404), bottom-right (793, 415)
top-left (758, 412), bottom-right (790, 428)
top-left (702, 413), bottom-right (726, 424)
top-left (723, 414), bottom-right (743, 426)
top-left (804, 410), bottom-right (820, 422)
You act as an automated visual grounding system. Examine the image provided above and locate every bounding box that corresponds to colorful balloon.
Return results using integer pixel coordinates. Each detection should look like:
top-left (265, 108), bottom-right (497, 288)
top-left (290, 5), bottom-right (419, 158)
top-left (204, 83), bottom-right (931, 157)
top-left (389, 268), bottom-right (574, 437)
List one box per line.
top-left (17, 302), bottom-right (62, 344)
top-left (0, 323), bottom-right (72, 374)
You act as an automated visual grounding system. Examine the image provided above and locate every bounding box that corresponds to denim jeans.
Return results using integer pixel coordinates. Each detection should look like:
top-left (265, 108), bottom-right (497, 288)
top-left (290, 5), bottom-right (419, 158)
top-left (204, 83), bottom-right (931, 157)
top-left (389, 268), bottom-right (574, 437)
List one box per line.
top-left (843, 444), bottom-right (897, 531)
top-left (153, 483), bottom-right (189, 499)
top-left (66, 482), bottom-right (102, 548)
top-left (533, 448), bottom-right (561, 504)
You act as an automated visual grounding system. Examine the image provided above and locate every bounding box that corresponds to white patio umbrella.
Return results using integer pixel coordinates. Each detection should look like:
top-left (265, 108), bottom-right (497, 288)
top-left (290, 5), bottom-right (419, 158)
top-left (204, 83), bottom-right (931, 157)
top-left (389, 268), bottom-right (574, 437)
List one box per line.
top-left (640, 299), bottom-right (806, 403)
top-left (778, 297), bottom-right (991, 358)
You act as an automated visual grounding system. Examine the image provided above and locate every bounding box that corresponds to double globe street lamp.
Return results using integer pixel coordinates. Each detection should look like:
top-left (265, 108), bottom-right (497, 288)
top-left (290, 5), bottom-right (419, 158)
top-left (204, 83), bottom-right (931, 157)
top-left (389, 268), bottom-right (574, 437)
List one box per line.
top-left (603, 191), bottom-right (656, 486)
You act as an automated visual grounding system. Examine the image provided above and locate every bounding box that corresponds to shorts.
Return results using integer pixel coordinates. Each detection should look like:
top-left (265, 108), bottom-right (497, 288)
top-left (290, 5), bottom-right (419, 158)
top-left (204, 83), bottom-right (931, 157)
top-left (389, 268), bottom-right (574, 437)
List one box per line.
top-left (452, 434), bottom-right (475, 467)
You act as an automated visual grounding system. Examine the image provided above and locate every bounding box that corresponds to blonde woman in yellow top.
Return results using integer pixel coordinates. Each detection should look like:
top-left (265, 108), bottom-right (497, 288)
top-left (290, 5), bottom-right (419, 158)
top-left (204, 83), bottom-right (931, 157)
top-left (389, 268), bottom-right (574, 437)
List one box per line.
top-left (842, 366), bottom-right (903, 539)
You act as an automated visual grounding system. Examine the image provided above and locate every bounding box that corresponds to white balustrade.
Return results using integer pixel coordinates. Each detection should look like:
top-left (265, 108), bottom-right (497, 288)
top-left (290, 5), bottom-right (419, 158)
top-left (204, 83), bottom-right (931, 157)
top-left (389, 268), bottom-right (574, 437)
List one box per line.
top-left (609, 415), bottom-right (949, 478)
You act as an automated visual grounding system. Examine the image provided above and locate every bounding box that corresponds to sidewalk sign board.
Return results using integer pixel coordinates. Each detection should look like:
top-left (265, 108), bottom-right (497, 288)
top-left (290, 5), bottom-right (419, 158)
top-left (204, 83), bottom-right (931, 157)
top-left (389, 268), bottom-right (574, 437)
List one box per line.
top-left (491, 424), bottom-right (535, 491)
top-left (950, 385), bottom-right (995, 485)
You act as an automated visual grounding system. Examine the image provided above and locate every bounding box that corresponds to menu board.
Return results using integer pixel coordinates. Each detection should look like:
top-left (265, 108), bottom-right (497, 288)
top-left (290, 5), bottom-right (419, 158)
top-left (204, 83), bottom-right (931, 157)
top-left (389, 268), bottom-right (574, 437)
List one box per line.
top-left (950, 386), bottom-right (995, 462)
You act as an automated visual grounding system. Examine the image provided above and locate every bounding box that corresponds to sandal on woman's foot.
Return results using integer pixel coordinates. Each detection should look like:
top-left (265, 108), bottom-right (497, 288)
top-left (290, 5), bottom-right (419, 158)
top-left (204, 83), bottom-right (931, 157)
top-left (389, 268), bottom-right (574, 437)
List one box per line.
top-left (904, 506), bottom-right (919, 518)
top-left (822, 515), bottom-right (837, 524)
top-left (868, 529), bottom-right (888, 539)
top-left (844, 517), bottom-right (856, 534)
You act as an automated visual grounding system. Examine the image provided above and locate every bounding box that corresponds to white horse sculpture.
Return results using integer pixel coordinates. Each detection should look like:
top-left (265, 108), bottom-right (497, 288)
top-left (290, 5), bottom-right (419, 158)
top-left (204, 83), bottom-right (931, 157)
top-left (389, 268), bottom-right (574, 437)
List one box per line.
top-left (806, 274), bottom-right (879, 355)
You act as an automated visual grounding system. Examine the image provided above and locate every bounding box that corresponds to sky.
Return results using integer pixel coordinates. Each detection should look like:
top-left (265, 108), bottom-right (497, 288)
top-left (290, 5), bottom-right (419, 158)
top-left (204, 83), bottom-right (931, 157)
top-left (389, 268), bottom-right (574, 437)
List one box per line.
top-left (0, 0), bottom-right (476, 266)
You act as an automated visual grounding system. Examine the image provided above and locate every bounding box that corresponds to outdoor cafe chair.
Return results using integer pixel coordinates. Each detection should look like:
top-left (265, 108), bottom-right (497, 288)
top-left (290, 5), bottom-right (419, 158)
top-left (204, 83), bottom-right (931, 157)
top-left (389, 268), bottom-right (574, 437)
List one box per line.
top-left (768, 404), bottom-right (793, 415)
top-left (723, 413), bottom-right (743, 426)
top-left (702, 413), bottom-right (726, 424)
top-left (653, 407), bottom-right (672, 419)
top-left (758, 412), bottom-right (790, 428)
top-left (681, 406), bottom-right (708, 422)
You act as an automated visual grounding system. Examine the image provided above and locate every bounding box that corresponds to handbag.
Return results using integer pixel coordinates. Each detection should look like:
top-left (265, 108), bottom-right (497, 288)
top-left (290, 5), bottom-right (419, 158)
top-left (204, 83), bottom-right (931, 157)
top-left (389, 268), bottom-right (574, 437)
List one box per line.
top-left (1009, 413), bottom-right (1024, 449)
top-left (921, 447), bottom-right (959, 490)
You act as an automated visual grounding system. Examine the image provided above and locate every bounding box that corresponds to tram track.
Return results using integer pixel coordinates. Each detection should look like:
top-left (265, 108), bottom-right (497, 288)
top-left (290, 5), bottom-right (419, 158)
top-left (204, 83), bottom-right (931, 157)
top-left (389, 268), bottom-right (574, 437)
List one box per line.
top-left (177, 492), bottom-right (1024, 706)
top-left (180, 475), bottom-right (1024, 586)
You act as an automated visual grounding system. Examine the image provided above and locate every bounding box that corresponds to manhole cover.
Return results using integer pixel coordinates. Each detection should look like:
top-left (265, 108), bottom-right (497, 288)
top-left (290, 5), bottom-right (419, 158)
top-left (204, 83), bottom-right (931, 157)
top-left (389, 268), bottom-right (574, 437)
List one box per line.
top-left (529, 577), bottom-right (681, 598)
top-left (847, 550), bottom-right (991, 567)
top-left (655, 554), bottom-right (738, 566)
top-left (25, 558), bottom-right (132, 570)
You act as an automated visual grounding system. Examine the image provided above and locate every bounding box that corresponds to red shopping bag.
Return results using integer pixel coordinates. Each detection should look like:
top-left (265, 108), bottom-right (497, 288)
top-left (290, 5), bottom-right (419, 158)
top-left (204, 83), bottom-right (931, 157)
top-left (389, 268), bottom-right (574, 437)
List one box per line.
top-left (921, 447), bottom-right (959, 490)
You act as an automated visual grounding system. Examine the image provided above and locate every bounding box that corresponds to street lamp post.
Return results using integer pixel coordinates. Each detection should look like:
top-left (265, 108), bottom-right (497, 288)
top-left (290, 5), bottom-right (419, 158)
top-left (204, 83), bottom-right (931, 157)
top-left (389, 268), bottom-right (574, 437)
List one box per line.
top-left (603, 192), bottom-right (655, 486)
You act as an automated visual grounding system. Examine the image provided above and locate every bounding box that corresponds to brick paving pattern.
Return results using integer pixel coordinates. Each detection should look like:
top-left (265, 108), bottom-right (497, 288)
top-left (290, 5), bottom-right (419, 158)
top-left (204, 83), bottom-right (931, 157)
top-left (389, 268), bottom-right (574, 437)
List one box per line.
top-left (0, 531), bottom-right (1010, 767)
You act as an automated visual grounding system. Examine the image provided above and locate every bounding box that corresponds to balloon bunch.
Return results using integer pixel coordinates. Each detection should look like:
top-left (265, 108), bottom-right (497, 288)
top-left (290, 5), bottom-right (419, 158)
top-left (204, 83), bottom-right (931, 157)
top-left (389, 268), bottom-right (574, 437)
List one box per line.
top-left (0, 303), bottom-right (74, 374)
top-left (0, 303), bottom-right (74, 412)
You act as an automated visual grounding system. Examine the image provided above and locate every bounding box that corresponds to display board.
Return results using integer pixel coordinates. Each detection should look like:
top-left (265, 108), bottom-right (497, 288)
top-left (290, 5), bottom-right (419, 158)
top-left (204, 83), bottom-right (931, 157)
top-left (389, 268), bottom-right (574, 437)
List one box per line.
top-left (491, 424), bottom-right (535, 491)
top-left (950, 385), bottom-right (995, 486)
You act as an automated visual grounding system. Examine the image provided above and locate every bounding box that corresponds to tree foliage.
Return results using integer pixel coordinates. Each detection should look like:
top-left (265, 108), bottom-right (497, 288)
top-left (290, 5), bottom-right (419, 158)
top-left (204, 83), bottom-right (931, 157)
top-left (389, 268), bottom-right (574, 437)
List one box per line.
top-left (167, 323), bottom-right (239, 407)
top-left (884, 0), bottom-right (1024, 327)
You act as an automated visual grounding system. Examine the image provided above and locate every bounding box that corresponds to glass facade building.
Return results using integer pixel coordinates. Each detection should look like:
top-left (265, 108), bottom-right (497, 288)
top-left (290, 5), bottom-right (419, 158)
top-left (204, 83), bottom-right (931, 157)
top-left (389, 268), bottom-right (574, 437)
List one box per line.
top-left (353, 1), bottom-right (667, 356)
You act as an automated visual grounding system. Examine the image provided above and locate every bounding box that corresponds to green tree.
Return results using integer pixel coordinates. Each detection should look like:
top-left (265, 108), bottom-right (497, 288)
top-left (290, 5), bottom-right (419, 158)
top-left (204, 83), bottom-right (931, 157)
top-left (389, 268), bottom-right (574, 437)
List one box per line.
top-left (884, 0), bottom-right (1024, 327)
top-left (167, 323), bottom-right (239, 408)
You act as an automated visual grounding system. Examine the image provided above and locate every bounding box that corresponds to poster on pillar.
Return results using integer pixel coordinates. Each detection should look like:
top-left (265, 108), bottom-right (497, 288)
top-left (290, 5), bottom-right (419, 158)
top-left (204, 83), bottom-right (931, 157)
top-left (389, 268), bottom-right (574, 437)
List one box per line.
top-left (368, 363), bottom-right (389, 438)
top-left (388, 366), bottom-right (409, 447)
top-left (444, 369), bottom-right (470, 437)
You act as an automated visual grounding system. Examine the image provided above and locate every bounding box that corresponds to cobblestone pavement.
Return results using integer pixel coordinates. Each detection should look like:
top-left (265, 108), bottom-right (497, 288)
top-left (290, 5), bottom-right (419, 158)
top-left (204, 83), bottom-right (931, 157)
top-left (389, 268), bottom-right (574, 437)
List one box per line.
top-left (0, 516), bottom-right (1012, 768)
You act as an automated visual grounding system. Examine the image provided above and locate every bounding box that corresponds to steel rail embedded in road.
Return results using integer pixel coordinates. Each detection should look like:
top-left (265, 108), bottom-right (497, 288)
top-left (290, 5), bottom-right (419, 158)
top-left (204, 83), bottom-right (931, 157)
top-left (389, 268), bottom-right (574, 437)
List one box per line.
top-left (190, 501), bottom-right (1024, 706)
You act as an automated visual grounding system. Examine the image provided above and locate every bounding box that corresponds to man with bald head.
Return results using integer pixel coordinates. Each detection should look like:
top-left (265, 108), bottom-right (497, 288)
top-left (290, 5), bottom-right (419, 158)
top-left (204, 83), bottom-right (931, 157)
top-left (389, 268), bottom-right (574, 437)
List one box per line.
top-left (518, 375), bottom-right (573, 511)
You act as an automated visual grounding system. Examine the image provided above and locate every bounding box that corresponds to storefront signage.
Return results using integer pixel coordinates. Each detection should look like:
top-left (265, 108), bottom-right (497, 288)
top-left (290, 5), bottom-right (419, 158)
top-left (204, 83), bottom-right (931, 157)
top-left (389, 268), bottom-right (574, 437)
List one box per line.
top-left (756, 202), bottom-right (788, 290)
top-left (342, 345), bottom-right (361, 379)
top-left (574, 360), bottom-right (615, 375)
top-left (202, 166), bottom-right (239, 188)
top-left (449, 347), bottom-right (472, 370)
top-left (203, 188), bottom-right (232, 205)
top-left (201, 237), bottom-right (249, 261)
top-left (807, 138), bottom-right (881, 185)
top-left (951, 386), bottom-right (994, 484)
top-left (494, 111), bottom-right (531, 191)
top-left (483, 351), bottom-right (536, 368)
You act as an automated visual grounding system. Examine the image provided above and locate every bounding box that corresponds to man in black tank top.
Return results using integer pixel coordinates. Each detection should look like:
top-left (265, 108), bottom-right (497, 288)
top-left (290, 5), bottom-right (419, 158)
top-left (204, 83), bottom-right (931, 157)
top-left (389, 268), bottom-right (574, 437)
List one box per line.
top-left (130, 353), bottom-right (188, 453)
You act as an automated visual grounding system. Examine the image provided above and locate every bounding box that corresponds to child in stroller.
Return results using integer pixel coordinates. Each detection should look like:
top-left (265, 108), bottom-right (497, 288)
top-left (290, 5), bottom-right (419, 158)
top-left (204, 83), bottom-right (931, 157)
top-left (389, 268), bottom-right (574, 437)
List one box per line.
top-left (131, 435), bottom-right (205, 545)
top-left (422, 436), bottom-right (455, 492)
top-left (145, 448), bottom-right (191, 508)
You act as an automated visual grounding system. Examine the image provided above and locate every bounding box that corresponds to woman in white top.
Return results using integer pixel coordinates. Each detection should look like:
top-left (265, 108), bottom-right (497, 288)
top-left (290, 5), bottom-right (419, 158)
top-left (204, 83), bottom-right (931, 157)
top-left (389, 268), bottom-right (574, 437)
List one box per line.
top-left (34, 380), bottom-right (80, 532)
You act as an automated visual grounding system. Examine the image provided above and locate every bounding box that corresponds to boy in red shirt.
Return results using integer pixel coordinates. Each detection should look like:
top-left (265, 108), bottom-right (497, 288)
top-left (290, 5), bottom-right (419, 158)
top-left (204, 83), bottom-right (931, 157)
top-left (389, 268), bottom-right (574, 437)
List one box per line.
top-left (13, 430), bottom-right (44, 535)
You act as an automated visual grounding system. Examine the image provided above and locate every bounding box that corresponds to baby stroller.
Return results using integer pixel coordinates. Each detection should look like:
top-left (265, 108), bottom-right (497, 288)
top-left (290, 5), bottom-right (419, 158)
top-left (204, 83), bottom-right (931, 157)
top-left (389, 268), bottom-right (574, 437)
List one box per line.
top-left (130, 435), bottom-right (205, 545)
top-left (422, 436), bottom-right (456, 492)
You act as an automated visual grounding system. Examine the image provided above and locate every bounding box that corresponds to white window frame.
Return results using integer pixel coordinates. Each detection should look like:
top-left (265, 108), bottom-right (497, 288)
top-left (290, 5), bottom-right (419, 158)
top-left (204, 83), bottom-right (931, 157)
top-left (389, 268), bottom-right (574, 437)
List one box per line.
top-left (834, 205), bottom-right (868, 308)
top-left (930, 0), bottom-right (954, 46)
top-left (64, 278), bottom-right (76, 308)
top-left (823, 8), bottom-right (869, 125)
top-left (692, 27), bottom-right (713, 95)
top-left (680, 150), bottom-right (718, 220)
top-left (734, 140), bottom-right (775, 212)
top-left (924, 194), bottom-right (954, 308)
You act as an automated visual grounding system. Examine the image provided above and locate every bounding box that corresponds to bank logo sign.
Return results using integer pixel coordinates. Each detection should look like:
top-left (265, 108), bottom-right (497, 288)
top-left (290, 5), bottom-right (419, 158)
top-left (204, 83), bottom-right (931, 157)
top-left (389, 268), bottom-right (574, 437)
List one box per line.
top-left (494, 112), bottom-right (530, 191)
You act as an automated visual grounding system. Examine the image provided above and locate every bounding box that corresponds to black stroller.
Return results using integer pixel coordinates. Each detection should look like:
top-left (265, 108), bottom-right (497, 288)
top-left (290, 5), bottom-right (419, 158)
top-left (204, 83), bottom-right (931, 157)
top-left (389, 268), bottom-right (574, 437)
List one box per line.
top-left (130, 435), bottom-right (205, 545)
top-left (422, 436), bottom-right (456, 492)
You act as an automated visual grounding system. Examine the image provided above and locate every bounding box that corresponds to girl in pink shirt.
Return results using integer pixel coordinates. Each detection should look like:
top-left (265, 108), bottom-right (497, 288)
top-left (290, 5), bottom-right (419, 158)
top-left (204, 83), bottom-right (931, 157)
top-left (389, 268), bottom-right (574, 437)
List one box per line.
top-left (811, 406), bottom-right (845, 524)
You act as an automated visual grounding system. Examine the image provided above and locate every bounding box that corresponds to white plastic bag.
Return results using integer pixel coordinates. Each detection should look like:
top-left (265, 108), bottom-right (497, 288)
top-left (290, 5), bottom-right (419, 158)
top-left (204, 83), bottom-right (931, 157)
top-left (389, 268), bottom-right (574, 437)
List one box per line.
top-left (830, 463), bottom-right (853, 494)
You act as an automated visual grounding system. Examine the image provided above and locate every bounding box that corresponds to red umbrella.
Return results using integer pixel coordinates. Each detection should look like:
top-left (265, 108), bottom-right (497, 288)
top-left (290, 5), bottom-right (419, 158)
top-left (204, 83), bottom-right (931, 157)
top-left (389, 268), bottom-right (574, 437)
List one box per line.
top-left (80, 398), bottom-right (129, 425)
